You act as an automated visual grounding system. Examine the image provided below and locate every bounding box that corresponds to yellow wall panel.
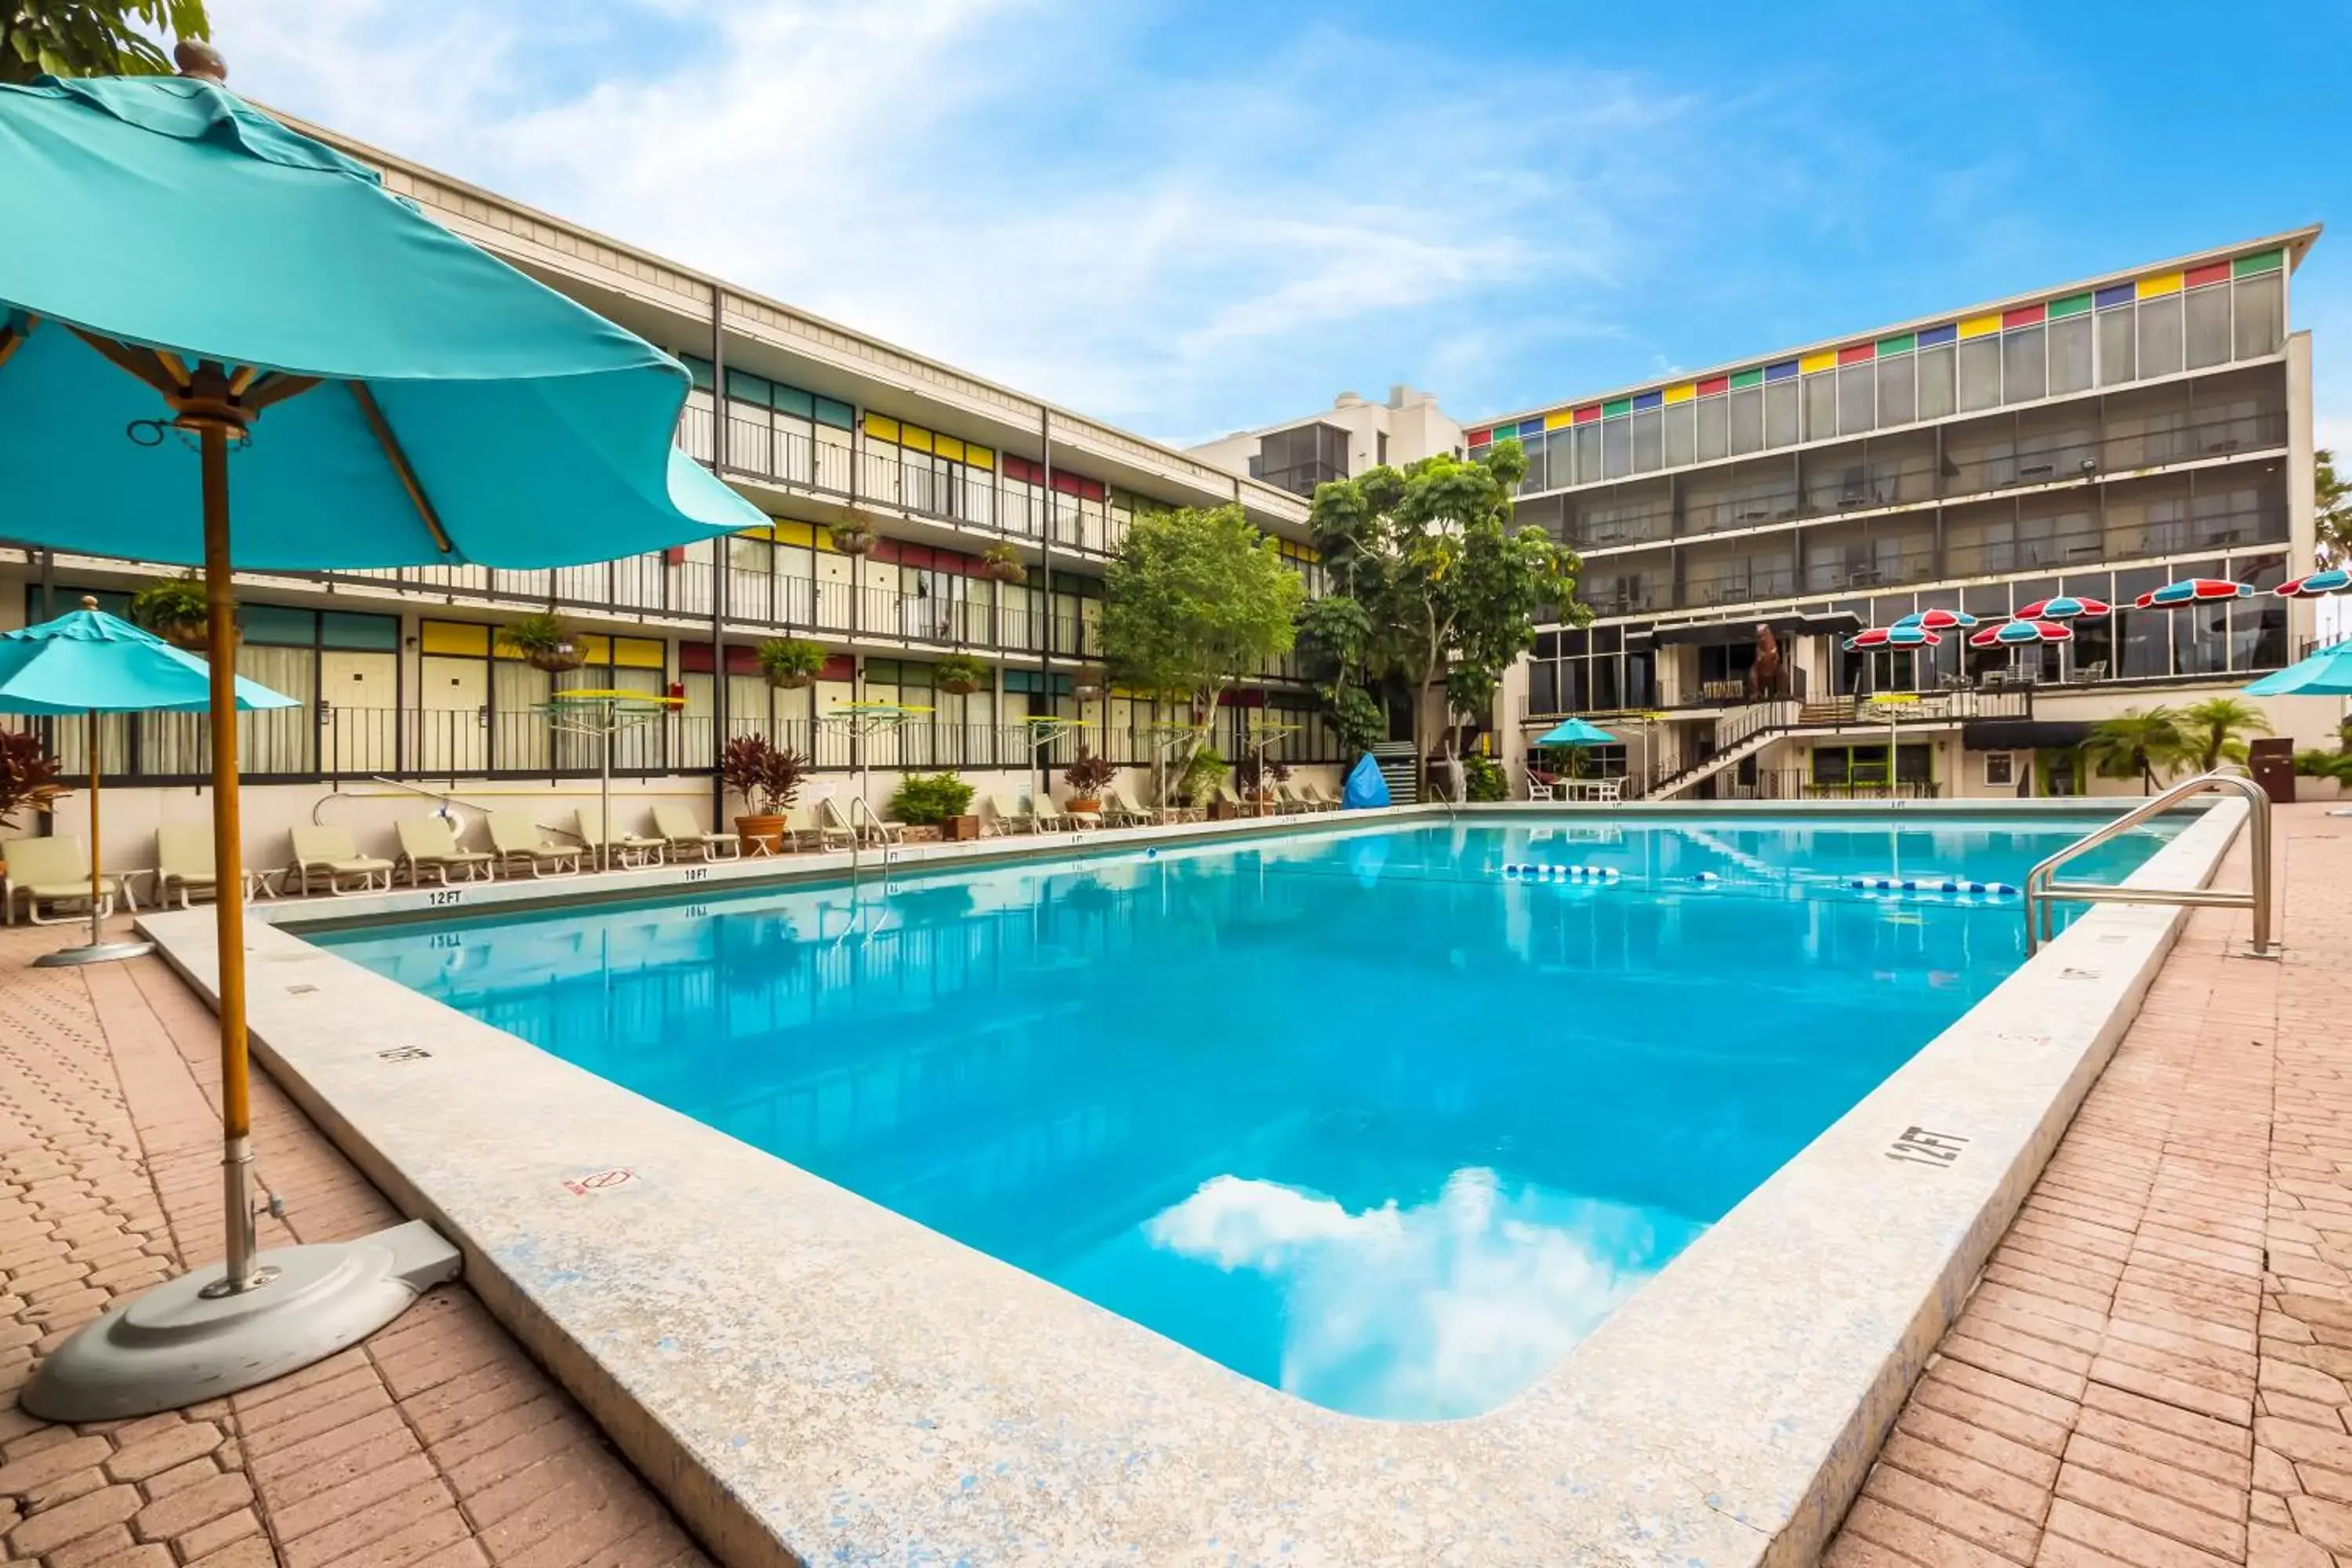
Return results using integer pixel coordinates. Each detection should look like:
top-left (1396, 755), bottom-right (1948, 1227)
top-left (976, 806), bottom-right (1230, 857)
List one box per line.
top-left (576, 634), bottom-right (612, 665)
top-left (419, 620), bottom-right (489, 657)
top-left (934, 434), bottom-right (965, 461)
top-left (771, 520), bottom-right (816, 547)
top-left (865, 415), bottom-right (900, 445)
top-left (1958, 314), bottom-right (2001, 339)
top-left (1542, 409), bottom-right (1575, 429)
top-left (900, 425), bottom-right (932, 453)
top-left (1662, 383), bottom-right (1695, 405)
top-left (2136, 272), bottom-right (2183, 298)
top-left (966, 445), bottom-right (994, 471)
top-left (1798, 350), bottom-right (1837, 374)
top-left (613, 637), bottom-right (665, 670)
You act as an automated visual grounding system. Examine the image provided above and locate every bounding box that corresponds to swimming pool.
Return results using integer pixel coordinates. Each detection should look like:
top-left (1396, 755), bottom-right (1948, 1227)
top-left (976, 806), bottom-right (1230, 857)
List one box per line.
top-left (318, 811), bottom-right (2174, 1422)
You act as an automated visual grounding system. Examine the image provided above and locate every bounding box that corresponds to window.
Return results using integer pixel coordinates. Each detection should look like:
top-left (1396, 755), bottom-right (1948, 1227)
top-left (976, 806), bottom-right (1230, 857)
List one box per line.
top-left (1983, 753), bottom-right (2014, 787)
top-left (2002, 326), bottom-right (2046, 403)
top-left (1575, 423), bottom-right (1602, 484)
top-left (1805, 372), bottom-right (1838, 442)
top-left (1548, 428), bottom-right (1577, 489)
top-left (2137, 294), bottom-right (2183, 378)
top-left (2098, 304), bottom-right (2135, 386)
top-left (1631, 408), bottom-right (1662, 472)
top-left (1838, 365), bottom-right (1875, 434)
top-left (1876, 354), bottom-right (1915, 427)
top-left (2049, 315), bottom-right (2094, 395)
top-left (2234, 272), bottom-right (2285, 358)
top-left (1518, 435), bottom-right (1547, 494)
top-left (1602, 416), bottom-right (1631, 478)
top-left (1957, 336), bottom-right (2002, 412)
top-left (1663, 402), bottom-right (1695, 469)
top-left (1377, 430), bottom-right (1388, 466)
top-left (2184, 285), bottom-right (2231, 369)
top-left (1763, 379), bottom-right (1799, 448)
top-left (1728, 387), bottom-right (1763, 454)
top-left (1917, 345), bottom-right (1956, 420)
top-left (1695, 396), bottom-right (1728, 462)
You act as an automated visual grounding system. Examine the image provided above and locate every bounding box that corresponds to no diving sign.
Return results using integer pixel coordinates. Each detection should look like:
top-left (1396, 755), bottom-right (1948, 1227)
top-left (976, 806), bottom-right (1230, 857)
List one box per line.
top-left (562, 1167), bottom-right (637, 1196)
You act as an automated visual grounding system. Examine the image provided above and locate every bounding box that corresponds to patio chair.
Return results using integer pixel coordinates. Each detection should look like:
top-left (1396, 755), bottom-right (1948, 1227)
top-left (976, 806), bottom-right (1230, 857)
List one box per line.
top-left (1594, 779), bottom-right (1624, 804)
top-left (652, 803), bottom-right (741, 862)
top-left (821, 796), bottom-right (901, 847)
top-left (1274, 782), bottom-right (1319, 815)
top-left (1105, 788), bottom-right (1160, 827)
top-left (154, 823), bottom-right (258, 909)
top-left (1298, 781), bottom-right (1342, 811)
top-left (289, 826), bottom-right (394, 896)
top-left (782, 803), bottom-right (842, 851)
top-left (1028, 794), bottom-right (1069, 833)
top-left (2, 837), bottom-right (121, 925)
top-left (985, 793), bottom-right (1032, 835)
top-left (1526, 771), bottom-right (1559, 803)
top-left (486, 811), bottom-right (581, 878)
top-left (574, 807), bottom-right (666, 869)
top-left (396, 815), bottom-right (496, 886)
top-left (1218, 782), bottom-right (1269, 818)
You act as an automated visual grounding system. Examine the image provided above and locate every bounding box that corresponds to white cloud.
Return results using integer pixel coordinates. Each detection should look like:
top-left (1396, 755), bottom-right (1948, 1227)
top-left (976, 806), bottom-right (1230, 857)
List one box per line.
top-left (1145, 1168), bottom-right (1702, 1419)
top-left (201, 0), bottom-right (1677, 436)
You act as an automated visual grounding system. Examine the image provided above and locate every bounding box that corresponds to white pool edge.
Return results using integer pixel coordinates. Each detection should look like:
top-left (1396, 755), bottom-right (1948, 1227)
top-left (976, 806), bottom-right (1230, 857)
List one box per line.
top-left (134, 798), bottom-right (2246, 1567)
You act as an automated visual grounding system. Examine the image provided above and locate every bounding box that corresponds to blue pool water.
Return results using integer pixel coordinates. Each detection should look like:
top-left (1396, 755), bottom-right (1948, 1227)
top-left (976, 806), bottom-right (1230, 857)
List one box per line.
top-left (319, 813), bottom-right (2174, 1421)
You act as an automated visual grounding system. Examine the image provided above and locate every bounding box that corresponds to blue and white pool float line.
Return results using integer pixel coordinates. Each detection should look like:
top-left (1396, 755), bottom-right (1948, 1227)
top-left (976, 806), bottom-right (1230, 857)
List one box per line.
top-left (1501, 862), bottom-right (1621, 881)
top-left (1848, 877), bottom-right (2018, 897)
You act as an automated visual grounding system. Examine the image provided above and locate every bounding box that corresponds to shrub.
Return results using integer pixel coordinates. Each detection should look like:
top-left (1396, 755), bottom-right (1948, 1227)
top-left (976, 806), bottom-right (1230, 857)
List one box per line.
top-left (127, 574), bottom-right (209, 632)
top-left (1064, 751), bottom-right (1117, 797)
top-left (2295, 749), bottom-right (2352, 782)
top-left (757, 637), bottom-right (827, 688)
top-left (1176, 746), bottom-right (1226, 806)
top-left (0, 728), bottom-right (68, 829)
top-left (1462, 753), bottom-right (1509, 802)
top-left (720, 735), bottom-right (808, 813)
top-left (888, 771), bottom-right (976, 825)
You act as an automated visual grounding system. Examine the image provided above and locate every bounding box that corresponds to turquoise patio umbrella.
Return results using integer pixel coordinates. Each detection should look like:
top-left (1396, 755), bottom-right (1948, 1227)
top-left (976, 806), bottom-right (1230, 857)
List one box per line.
top-left (0, 597), bottom-right (296, 967)
top-left (1535, 717), bottom-right (1618, 747)
top-left (0, 54), bottom-right (764, 1421)
top-left (2244, 640), bottom-right (2352, 696)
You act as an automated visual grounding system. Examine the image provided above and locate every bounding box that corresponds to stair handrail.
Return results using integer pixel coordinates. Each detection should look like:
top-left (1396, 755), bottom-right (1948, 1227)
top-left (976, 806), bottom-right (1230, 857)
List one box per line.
top-left (2022, 768), bottom-right (2274, 956)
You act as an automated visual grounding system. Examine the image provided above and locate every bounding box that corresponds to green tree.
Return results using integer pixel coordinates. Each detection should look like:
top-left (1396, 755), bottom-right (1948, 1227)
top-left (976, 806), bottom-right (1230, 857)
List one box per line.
top-left (1294, 593), bottom-right (1385, 757)
top-left (4, 2), bottom-right (209, 83)
top-left (2319, 449), bottom-right (2351, 568)
top-left (2084, 707), bottom-right (2190, 795)
top-left (2175, 696), bottom-right (2273, 772)
top-left (1306, 438), bottom-right (1577, 793)
top-left (1101, 504), bottom-right (1305, 768)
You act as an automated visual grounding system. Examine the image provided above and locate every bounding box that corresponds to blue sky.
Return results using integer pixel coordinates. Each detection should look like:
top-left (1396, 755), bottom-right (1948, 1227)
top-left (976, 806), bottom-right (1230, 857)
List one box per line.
top-left (216, 0), bottom-right (2350, 449)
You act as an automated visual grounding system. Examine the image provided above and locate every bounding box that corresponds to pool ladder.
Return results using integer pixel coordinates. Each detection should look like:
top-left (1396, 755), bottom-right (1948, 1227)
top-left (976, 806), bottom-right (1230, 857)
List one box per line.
top-left (2022, 769), bottom-right (2275, 958)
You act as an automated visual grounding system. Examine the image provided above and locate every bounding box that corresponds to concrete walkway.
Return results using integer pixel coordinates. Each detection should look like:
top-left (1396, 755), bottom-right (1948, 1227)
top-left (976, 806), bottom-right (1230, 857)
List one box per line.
top-left (1828, 804), bottom-right (2352, 1568)
top-left (2, 803), bottom-right (2346, 1566)
top-left (0, 918), bottom-right (708, 1568)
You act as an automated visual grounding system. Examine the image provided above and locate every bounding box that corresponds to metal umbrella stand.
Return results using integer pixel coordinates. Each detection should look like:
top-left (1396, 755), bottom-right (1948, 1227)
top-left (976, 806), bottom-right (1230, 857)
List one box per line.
top-left (1016, 713), bottom-right (1091, 823)
top-left (539, 689), bottom-right (684, 871)
top-left (815, 702), bottom-right (931, 840)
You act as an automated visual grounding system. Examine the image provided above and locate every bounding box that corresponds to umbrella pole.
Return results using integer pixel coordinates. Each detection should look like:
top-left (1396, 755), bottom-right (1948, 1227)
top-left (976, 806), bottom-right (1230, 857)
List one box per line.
top-left (88, 711), bottom-right (102, 950)
top-left (201, 428), bottom-right (263, 1294)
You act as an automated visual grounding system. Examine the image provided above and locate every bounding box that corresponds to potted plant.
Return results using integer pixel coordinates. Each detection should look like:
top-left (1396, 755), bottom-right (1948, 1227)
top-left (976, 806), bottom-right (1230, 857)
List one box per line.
top-left (1064, 750), bottom-right (1116, 815)
top-left (887, 771), bottom-right (978, 841)
top-left (720, 735), bottom-right (808, 852)
top-left (757, 637), bottom-right (828, 689)
top-left (2294, 749), bottom-right (2350, 803)
top-left (933, 653), bottom-right (988, 696)
top-left (979, 543), bottom-right (1025, 584)
top-left (1236, 754), bottom-right (1290, 809)
top-left (1, 728), bottom-right (69, 832)
top-left (829, 518), bottom-right (877, 556)
top-left (127, 574), bottom-right (220, 651)
top-left (499, 610), bottom-right (587, 673)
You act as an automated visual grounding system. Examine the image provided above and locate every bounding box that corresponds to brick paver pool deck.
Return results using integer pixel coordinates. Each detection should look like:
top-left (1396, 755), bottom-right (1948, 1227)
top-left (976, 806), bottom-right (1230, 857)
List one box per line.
top-left (0, 804), bottom-right (2343, 1566)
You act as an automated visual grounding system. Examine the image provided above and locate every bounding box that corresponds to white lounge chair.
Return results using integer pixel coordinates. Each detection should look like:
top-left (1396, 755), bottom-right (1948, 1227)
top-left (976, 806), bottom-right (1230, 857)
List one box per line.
top-left (653, 803), bottom-right (740, 862)
top-left (575, 807), bottom-right (665, 869)
top-left (985, 793), bottom-right (1033, 835)
top-left (486, 811), bottom-right (580, 878)
top-left (396, 815), bottom-right (496, 886)
top-left (154, 823), bottom-right (260, 908)
top-left (1272, 782), bottom-right (1315, 815)
top-left (1299, 781), bottom-right (1341, 811)
top-left (289, 826), bottom-right (394, 896)
top-left (783, 803), bottom-right (843, 851)
top-left (1105, 788), bottom-right (1160, 827)
top-left (2, 837), bottom-right (122, 925)
top-left (1028, 794), bottom-right (1069, 832)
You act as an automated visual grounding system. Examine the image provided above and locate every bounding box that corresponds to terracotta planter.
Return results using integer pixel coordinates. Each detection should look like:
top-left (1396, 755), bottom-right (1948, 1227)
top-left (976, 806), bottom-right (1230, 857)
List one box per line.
top-left (734, 813), bottom-right (786, 854)
top-left (1067, 797), bottom-right (1102, 815)
top-left (945, 814), bottom-right (982, 841)
top-left (1208, 800), bottom-right (1236, 821)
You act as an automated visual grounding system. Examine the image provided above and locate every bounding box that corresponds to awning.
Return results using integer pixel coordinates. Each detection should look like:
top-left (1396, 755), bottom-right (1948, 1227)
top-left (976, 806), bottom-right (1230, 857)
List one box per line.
top-left (1963, 719), bottom-right (2093, 750)
top-left (1645, 610), bottom-right (1864, 648)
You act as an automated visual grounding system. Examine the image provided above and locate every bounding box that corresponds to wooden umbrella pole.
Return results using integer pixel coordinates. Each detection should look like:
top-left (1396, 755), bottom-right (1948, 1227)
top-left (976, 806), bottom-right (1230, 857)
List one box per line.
top-left (87, 710), bottom-right (102, 950)
top-left (198, 424), bottom-right (262, 1294)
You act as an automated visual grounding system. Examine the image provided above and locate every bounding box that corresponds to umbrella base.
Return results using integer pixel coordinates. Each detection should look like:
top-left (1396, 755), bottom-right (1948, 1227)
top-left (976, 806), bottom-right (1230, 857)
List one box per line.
top-left (20, 1219), bottom-right (462, 1421)
top-left (34, 938), bottom-right (157, 967)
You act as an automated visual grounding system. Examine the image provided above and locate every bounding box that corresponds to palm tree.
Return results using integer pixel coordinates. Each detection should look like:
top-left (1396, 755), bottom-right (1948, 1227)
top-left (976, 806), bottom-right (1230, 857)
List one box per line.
top-left (2321, 449), bottom-right (2351, 568)
top-left (2176, 697), bottom-right (2274, 773)
top-left (2084, 707), bottom-right (2190, 795)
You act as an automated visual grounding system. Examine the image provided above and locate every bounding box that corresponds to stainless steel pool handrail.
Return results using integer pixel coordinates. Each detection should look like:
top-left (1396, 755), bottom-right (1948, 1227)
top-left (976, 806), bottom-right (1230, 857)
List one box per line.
top-left (2023, 769), bottom-right (2275, 957)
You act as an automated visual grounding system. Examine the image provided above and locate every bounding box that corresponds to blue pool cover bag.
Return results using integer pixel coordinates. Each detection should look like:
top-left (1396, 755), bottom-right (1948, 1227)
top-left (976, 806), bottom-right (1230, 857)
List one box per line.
top-left (1342, 753), bottom-right (1390, 809)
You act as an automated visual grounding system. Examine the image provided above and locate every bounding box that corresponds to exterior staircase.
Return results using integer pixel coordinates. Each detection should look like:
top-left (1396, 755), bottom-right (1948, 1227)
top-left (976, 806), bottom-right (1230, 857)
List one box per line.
top-left (1638, 700), bottom-right (1800, 801)
top-left (1370, 742), bottom-right (1419, 805)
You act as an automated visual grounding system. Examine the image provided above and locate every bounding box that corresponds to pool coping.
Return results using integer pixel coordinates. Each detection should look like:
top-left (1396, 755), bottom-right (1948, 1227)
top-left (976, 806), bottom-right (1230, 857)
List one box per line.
top-left (135, 798), bottom-right (2247, 1566)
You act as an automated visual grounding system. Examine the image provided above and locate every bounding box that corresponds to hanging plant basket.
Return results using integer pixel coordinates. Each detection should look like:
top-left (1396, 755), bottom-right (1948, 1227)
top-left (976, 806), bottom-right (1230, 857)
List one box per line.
top-left (154, 619), bottom-right (226, 652)
top-left (934, 655), bottom-right (988, 696)
top-left (768, 670), bottom-right (814, 690)
top-left (979, 546), bottom-right (1025, 584)
top-left (938, 675), bottom-right (982, 695)
top-left (757, 637), bottom-right (827, 689)
top-left (527, 642), bottom-right (589, 674)
top-left (830, 522), bottom-right (877, 556)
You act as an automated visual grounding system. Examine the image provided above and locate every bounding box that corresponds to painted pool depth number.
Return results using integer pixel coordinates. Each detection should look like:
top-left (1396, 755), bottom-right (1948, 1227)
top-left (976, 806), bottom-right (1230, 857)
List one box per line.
top-left (426, 888), bottom-right (464, 907)
top-left (1886, 1126), bottom-right (1970, 1168)
top-left (682, 867), bottom-right (708, 882)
